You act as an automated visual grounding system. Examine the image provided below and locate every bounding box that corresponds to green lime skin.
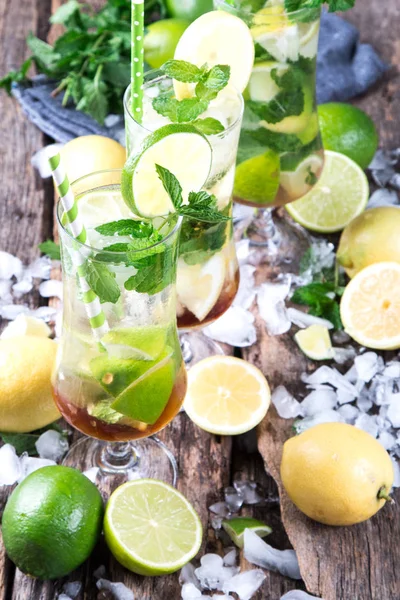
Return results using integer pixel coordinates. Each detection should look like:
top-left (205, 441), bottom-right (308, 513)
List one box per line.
top-left (144, 19), bottom-right (190, 69)
top-left (318, 103), bottom-right (378, 170)
top-left (166, 0), bottom-right (213, 21)
top-left (2, 466), bottom-right (104, 580)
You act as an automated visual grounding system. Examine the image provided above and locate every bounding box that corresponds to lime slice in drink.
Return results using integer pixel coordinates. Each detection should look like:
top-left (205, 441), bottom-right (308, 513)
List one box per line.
top-left (245, 61), bottom-right (287, 104)
top-left (76, 189), bottom-right (135, 229)
top-left (121, 124), bottom-right (212, 218)
top-left (234, 150), bottom-right (280, 205)
top-left (261, 84), bottom-right (313, 135)
top-left (286, 150), bottom-right (369, 233)
top-left (111, 353), bottom-right (175, 424)
top-left (90, 355), bottom-right (152, 397)
top-left (280, 153), bottom-right (324, 200)
top-left (173, 10), bottom-right (254, 100)
top-left (298, 20), bottom-right (319, 59)
top-left (251, 6), bottom-right (299, 63)
top-left (101, 326), bottom-right (168, 361)
top-left (222, 517), bottom-right (272, 549)
top-left (104, 479), bottom-right (202, 576)
top-left (177, 254), bottom-right (226, 322)
top-left (294, 325), bottom-right (334, 361)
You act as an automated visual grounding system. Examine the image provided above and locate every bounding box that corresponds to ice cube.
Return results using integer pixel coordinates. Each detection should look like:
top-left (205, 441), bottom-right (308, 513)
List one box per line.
top-left (378, 431), bottom-right (397, 451)
top-left (35, 430), bottom-right (69, 462)
top-left (0, 444), bottom-right (22, 485)
top-left (181, 583), bottom-right (204, 599)
top-left (59, 595), bottom-right (72, 600)
top-left (369, 149), bottom-right (396, 187)
top-left (32, 305), bottom-right (59, 322)
top-left (0, 279), bottom-right (13, 303)
top-left (233, 480), bottom-right (265, 505)
top-left (337, 404), bottom-right (359, 424)
top-left (332, 330), bottom-right (351, 345)
top-left (257, 281), bottom-right (291, 336)
top-left (391, 456), bottom-right (400, 488)
top-left (93, 565), bottom-right (106, 579)
top-left (204, 306), bottom-right (257, 348)
top-left (344, 365), bottom-right (358, 383)
top-left (26, 256), bottom-right (53, 279)
top-left (287, 307), bottom-right (334, 330)
top-left (280, 592), bottom-right (322, 600)
top-left (195, 554), bottom-right (238, 591)
top-left (301, 389), bottom-right (337, 417)
top-left (302, 367), bottom-right (358, 396)
top-left (294, 410), bottom-right (343, 433)
top-left (384, 362), bottom-right (400, 379)
top-left (0, 304), bottom-right (31, 320)
top-left (272, 385), bottom-right (303, 419)
top-left (31, 144), bottom-right (64, 178)
top-left (63, 582), bottom-right (82, 599)
top-left (336, 388), bottom-right (357, 405)
top-left (387, 394), bottom-right (400, 428)
top-left (0, 251), bottom-right (23, 280)
top-left (222, 570), bottom-right (266, 600)
top-left (224, 487), bottom-right (244, 513)
top-left (234, 265), bottom-right (256, 310)
top-left (18, 455), bottom-right (56, 483)
top-left (355, 413), bottom-right (379, 438)
top-left (243, 529), bottom-right (301, 580)
top-left (180, 564), bottom-right (201, 589)
top-left (367, 188), bottom-right (398, 208)
top-left (332, 347), bottom-right (357, 365)
top-left (39, 279), bottom-right (63, 300)
top-left (223, 549), bottom-right (237, 567)
top-left (211, 595), bottom-right (234, 599)
top-left (96, 579), bottom-right (135, 600)
top-left (354, 352), bottom-right (382, 382)
top-left (235, 239), bottom-right (252, 263)
top-left (310, 238), bottom-right (336, 273)
top-left (209, 502), bottom-right (230, 517)
top-left (11, 279), bottom-right (33, 298)
top-left (210, 515), bottom-right (224, 530)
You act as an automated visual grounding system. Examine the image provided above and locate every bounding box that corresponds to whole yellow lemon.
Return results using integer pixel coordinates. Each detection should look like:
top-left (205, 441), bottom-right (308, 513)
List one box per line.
top-left (281, 423), bottom-right (394, 526)
top-left (0, 336), bottom-right (60, 432)
top-left (337, 206), bottom-right (400, 278)
top-left (60, 135), bottom-right (126, 184)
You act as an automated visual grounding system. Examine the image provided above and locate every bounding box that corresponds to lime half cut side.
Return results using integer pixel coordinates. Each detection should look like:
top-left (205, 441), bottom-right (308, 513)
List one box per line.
top-left (104, 479), bottom-right (203, 576)
top-left (121, 124), bottom-right (212, 218)
top-left (222, 517), bottom-right (272, 549)
top-left (286, 150), bottom-right (369, 233)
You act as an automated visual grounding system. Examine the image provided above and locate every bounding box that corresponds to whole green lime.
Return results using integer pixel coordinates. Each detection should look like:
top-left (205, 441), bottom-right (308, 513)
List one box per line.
top-left (166, 0), bottom-right (213, 21)
top-left (2, 466), bottom-right (104, 580)
top-left (318, 103), bottom-right (378, 170)
top-left (144, 19), bottom-right (190, 69)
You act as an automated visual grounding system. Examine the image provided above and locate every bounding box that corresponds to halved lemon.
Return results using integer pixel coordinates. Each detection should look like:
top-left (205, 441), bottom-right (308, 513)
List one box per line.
top-left (122, 124), bottom-right (212, 218)
top-left (176, 254), bottom-right (226, 322)
top-left (294, 324), bottom-right (334, 360)
top-left (0, 315), bottom-right (51, 339)
top-left (340, 262), bottom-right (400, 350)
top-left (184, 356), bottom-right (271, 435)
top-left (173, 10), bottom-right (254, 100)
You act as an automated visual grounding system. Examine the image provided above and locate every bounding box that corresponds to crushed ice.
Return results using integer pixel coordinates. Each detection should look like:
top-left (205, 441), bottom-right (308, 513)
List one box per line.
top-left (96, 578), bottom-right (135, 600)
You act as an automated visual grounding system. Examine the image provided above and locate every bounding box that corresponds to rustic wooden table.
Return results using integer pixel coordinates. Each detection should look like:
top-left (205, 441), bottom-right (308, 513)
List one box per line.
top-left (0, 1), bottom-right (399, 599)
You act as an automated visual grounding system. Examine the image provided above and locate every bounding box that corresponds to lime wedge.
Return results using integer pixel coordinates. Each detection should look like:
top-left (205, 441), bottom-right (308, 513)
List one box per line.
top-left (286, 150), bottom-right (369, 233)
top-left (104, 479), bottom-right (202, 575)
top-left (222, 517), bottom-right (272, 548)
top-left (111, 353), bottom-right (175, 424)
top-left (294, 325), bottom-right (334, 361)
top-left (101, 326), bottom-right (168, 361)
top-left (234, 150), bottom-right (280, 205)
top-left (280, 153), bottom-right (324, 200)
top-left (89, 355), bottom-right (151, 397)
top-left (121, 124), bottom-right (212, 218)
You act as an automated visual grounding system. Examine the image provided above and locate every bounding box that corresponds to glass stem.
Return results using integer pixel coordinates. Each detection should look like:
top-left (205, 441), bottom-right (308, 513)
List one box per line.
top-left (99, 441), bottom-right (139, 474)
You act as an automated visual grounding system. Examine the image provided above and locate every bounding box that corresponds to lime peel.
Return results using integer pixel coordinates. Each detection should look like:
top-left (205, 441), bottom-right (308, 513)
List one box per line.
top-left (222, 517), bottom-right (272, 549)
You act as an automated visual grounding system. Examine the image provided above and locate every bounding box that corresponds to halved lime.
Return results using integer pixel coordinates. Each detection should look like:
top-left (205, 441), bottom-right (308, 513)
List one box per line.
top-left (294, 324), bottom-right (334, 361)
top-left (234, 149), bottom-right (280, 205)
top-left (104, 479), bottom-right (202, 576)
top-left (111, 353), bottom-right (175, 424)
top-left (121, 124), bottom-right (212, 218)
top-left (286, 150), bottom-right (369, 233)
top-left (280, 153), bottom-right (324, 200)
top-left (101, 326), bottom-right (168, 361)
top-left (222, 517), bottom-right (272, 549)
top-left (245, 61), bottom-right (287, 103)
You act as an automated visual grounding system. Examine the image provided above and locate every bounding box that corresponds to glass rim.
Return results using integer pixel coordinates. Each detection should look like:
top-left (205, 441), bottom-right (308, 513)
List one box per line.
top-left (214, 0), bottom-right (321, 17)
top-left (56, 169), bottom-right (183, 258)
top-left (123, 69), bottom-right (244, 138)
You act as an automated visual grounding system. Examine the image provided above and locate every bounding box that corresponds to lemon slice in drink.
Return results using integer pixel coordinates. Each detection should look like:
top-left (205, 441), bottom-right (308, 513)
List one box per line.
top-left (245, 61), bottom-right (287, 103)
top-left (222, 517), bottom-right (272, 549)
top-left (286, 150), bottom-right (369, 233)
top-left (294, 325), bottom-right (334, 361)
top-left (77, 189), bottom-right (134, 229)
top-left (104, 479), bottom-right (202, 576)
top-left (340, 262), bottom-right (400, 350)
top-left (298, 20), bottom-right (320, 58)
top-left (173, 10), bottom-right (254, 100)
top-left (121, 124), bottom-right (212, 218)
top-left (251, 5), bottom-right (299, 63)
top-left (177, 254), bottom-right (226, 322)
top-left (184, 356), bottom-right (271, 435)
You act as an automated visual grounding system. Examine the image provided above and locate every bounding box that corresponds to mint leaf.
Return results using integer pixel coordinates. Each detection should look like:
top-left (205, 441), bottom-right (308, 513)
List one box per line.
top-left (193, 118), bottom-right (224, 135)
top-left (50, 0), bottom-right (81, 25)
top-left (176, 98), bottom-right (208, 122)
top-left (38, 240), bottom-right (61, 260)
top-left (27, 33), bottom-right (60, 73)
top-left (180, 191), bottom-right (231, 223)
top-left (195, 81), bottom-right (220, 103)
top-left (88, 400), bottom-right (124, 424)
top-left (155, 164), bottom-right (183, 209)
top-left (124, 247), bottom-right (174, 295)
top-left (95, 219), bottom-right (154, 238)
top-left (248, 67), bottom-right (304, 125)
top-left (305, 167), bottom-right (318, 186)
top-left (162, 60), bottom-right (204, 83)
top-left (76, 74), bottom-right (108, 125)
top-left (292, 282), bottom-right (343, 329)
top-left (0, 423), bottom-right (65, 456)
top-left (126, 234), bottom-right (165, 265)
top-left (254, 42), bottom-right (275, 63)
top-left (0, 58), bottom-right (32, 94)
top-left (203, 65), bottom-right (230, 91)
top-left (284, 0), bottom-right (354, 14)
top-left (84, 261), bottom-right (120, 304)
top-left (152, 96), bottom-right (178, 121)
top-left (179, 220), bottom-right (227, 265)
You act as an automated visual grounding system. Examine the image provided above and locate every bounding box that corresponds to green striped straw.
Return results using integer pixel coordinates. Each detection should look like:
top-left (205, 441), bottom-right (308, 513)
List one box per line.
top-left (131, 0), bottom-right (145, 122)
top-left (48, 151), bottom-right (109, 340)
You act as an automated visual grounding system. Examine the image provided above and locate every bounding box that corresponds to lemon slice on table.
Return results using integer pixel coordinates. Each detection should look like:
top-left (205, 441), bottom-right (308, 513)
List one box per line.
top-left (340, 262), bottom-right (400, 350)
top-left (294, 325), bottom-right (334, 361)
top-left (177, 254), bottom-right (226, 322)
top-left (286, 150), bottom-right (369, 233)
top-left (104, 479), bottom-right (202, 576)
top-left (184, 356), bottom-right (271, 435)
top-left (121, 124), bottom-right (212, 218)
top-left (222, 517), bottom-right (272, 549)
top-left (173, 10), bottom-right (254, 100)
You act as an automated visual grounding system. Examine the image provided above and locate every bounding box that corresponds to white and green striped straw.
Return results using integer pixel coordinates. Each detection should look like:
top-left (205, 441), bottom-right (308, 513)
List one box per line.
top-left (131, 0), bottom-right (145, 122)
top-left (48, 151), bottom-right (109, 340)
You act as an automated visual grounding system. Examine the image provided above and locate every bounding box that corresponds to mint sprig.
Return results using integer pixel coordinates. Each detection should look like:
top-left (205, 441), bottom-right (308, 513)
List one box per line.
top-left (95, 219), bottom-right (154, 238)
top-left (285, 0), bottom-right (355, 12)
top-left (39, 239), bottom-right (61, 260)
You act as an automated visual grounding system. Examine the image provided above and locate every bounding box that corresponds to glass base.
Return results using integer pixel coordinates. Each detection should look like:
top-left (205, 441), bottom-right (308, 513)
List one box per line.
top-left (180, 331), bottom-right (224, 368)
top-left (63, 436), bottom-right (178, 493)
top-left (246, 207), bottom-right (310, 266)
